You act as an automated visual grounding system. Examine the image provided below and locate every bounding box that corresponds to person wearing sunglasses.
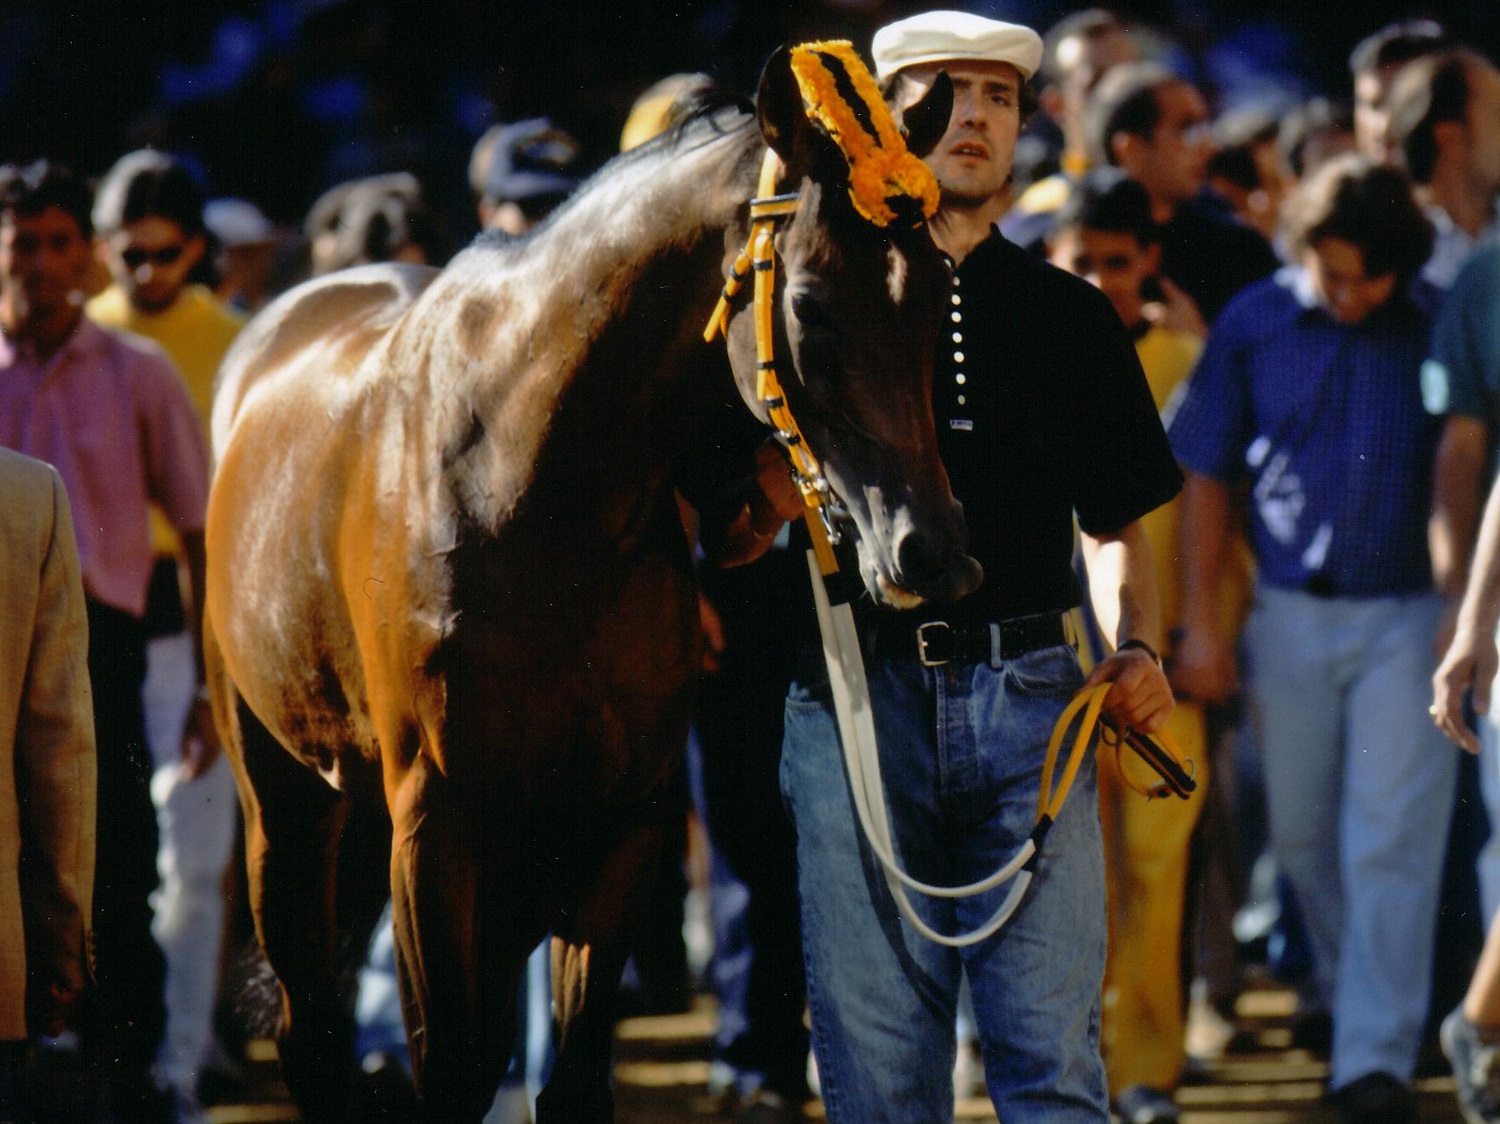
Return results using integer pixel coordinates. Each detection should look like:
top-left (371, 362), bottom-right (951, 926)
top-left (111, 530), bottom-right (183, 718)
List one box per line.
top-left (87, 148), bottom-right (244, 1124)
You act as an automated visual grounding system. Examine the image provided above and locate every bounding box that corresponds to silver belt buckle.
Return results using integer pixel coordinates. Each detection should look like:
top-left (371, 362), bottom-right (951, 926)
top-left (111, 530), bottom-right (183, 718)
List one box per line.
top-left (915, 620), bottom-right (950, 667)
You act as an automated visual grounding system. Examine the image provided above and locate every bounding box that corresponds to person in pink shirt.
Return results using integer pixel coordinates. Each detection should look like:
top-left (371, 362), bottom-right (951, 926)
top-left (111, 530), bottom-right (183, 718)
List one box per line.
top-left (0, 160), bottom-right (213, 1124)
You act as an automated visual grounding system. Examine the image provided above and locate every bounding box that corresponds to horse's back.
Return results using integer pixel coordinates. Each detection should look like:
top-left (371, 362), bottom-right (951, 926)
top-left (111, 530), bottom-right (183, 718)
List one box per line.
top-left (212, 262), bottom-right (438, 456)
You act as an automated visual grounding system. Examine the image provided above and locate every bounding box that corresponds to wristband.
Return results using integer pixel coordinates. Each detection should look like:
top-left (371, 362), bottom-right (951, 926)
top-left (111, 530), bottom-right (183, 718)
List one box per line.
top-left (1118, 638), bottom-right (1162, 666)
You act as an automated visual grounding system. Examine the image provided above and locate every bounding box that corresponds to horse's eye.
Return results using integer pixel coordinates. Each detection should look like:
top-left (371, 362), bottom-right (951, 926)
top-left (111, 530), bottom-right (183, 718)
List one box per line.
top-left (792, 293), bottom-right (831, 331)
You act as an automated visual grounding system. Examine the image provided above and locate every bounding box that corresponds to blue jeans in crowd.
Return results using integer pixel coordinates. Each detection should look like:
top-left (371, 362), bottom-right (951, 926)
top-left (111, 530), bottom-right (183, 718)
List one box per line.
top-left (781, 640), bottom-right (1109, 1124)
top-left (1243, 586), bottom-right (1457, 1090)
top-left (1476, 672), bottom-right (1500, 920)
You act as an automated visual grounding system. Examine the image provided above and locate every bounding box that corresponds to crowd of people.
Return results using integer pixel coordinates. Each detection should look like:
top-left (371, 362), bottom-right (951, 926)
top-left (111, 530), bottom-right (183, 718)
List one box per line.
top-left (2, 5), bottom-right (1499, 1124)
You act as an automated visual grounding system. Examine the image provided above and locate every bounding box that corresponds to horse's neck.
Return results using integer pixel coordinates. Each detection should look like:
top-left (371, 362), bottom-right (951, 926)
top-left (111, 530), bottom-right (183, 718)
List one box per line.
top-left (407, 122), bottom-right (762, 536)
top-left (533, 133), bottom-right (759, 330)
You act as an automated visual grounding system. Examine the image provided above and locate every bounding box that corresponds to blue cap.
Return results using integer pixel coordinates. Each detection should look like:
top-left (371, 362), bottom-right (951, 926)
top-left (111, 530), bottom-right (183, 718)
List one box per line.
top-left (482, 118), bottom-right (580, 203)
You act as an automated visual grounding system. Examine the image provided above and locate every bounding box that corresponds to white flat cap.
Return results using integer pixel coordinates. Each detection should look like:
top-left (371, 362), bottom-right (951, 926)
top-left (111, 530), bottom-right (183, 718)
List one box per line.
top-left (872, 11), bottom-right (1044, 82)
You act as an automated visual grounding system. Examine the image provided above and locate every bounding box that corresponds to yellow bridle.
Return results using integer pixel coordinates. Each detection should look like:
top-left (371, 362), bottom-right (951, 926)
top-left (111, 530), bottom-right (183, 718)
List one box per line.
top-left (703, 149), bottom-right (846, 572)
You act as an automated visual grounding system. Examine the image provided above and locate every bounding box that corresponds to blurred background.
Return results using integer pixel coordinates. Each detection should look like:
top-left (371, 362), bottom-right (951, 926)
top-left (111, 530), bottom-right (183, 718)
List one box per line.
top-left (2, 0), bottom-right (1495, 250)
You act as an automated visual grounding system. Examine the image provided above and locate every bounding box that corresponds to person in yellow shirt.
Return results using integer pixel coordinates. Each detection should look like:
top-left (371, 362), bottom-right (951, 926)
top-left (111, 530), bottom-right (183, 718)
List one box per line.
top-left (88, 148), bottom-right (242, 1124)
top-left (1049, 167), bottom-right (1217, 1124)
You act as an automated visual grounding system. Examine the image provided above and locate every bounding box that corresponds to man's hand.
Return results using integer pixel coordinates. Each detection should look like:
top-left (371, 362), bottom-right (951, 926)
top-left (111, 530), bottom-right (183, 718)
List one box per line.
top-left (1170, 623), bottom-right (1238, 705)
top-left (1082, 646), bottom-right (1175, 734)
top-left (1432, 622), bottom-right (1495, 754)
top-left (752, 438), bottom-right (807, 527)
top-left (180, 692), bottom-right (223, 780)
top-left (30, 979), bottom-right (84, 1038)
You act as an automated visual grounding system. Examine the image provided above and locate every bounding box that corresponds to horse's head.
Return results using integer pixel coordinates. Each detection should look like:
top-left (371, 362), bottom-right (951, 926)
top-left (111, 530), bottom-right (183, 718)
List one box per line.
top-left (723, 43), bottom-right (982, 608)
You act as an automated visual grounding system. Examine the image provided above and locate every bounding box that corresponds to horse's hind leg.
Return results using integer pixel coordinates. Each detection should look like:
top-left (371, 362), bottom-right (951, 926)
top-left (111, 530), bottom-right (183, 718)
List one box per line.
top-left (536, 820), bottom-right (665, 1124)
top-left (387, 751), bottom-right (528, 1122)
top-left (230, 701), bottom-right (356, 1123)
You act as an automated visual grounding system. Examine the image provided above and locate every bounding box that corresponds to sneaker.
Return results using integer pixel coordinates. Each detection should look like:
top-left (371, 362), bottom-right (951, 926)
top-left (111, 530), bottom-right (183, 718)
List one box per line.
top-left (1114, 1084), bottom-right (1179, 1124)
top-left (1442, 1006), bottom-right (1500, 1124)
top-left (1324, 1071), bottom-right (1416, 1124)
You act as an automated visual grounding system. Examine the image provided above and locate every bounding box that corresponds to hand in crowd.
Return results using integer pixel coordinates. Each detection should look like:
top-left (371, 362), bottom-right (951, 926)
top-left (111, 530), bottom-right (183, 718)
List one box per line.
top-left (181, 693), bottom-right (223, 780)
top-left (1145, 276), bottom-right (1208, 340)
top-left (1169, 623), bottom-right (1238, 705)
top-left (1083, 645), bottom-right (1175, 734)
top-left (30, 978), bottom-right (84, 1039)
top-left (1431, 619), bottom-right (1495, 755)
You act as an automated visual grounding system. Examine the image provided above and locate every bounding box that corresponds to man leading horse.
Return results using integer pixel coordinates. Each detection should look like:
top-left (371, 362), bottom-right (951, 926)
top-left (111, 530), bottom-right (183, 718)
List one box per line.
top-left (777, 13), bottom-right (1181, 1123)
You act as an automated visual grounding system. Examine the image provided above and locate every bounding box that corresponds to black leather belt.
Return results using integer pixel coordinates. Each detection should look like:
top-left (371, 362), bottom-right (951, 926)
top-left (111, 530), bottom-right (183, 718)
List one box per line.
top-left (876, 613), bottom-right (1068, 667)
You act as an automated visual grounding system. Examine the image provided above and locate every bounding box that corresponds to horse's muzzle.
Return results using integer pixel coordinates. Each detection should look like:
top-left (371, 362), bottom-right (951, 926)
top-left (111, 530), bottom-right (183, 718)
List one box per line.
top-left (888, 528), bottom-right (984, 606)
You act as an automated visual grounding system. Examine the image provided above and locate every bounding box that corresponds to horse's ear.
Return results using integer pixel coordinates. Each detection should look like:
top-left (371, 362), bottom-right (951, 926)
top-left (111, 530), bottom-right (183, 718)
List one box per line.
top-left (756, 46), bottom-right (805, 162)
top-left (897, 70), bottom-right (954, 160)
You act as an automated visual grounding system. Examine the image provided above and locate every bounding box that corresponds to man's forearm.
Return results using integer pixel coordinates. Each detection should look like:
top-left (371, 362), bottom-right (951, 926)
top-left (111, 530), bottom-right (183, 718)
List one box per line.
top-left (1458, 471), bottom-right (1500, 638)
top-left (1431, 416), bottom-right (1491, 599)
top-left (182, 530), bottom-right (209, 685)
top-left (1081, 520), bottom-right (1162, 651)
top-left (1179, 472), bottom-right (1232, 634)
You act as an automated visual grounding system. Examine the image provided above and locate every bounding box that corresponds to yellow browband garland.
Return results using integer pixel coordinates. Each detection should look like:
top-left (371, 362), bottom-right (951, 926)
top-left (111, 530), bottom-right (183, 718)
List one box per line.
top-left (788, 40), bottom-right (939, 227)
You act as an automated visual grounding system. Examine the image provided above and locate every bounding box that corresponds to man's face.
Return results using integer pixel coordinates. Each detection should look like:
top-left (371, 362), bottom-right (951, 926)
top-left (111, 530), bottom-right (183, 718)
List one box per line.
top-left (1049, 225), bottom-right (1156, 328)
top-left (105, 215), bottom-right (204, 315)
top-left (0, 205), bottom-right (93, 335)
top-left (1304, 236), bottom-right (1396, 324)
top-left (1354, 66), bottom-right (1399, 162)
top-left (1461, 61), bottom-right (1500, 196)
top-left (1133, 81), bottom-right (1211, 208)
top-left (898, 60), bottom-right (1023, 209)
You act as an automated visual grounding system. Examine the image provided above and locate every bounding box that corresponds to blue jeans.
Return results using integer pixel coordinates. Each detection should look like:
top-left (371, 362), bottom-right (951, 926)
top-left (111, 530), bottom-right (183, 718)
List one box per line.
top-left (1243, 586), bottom-right (1457, 1088)
top-left (782, 642), bottom-right (1108, 1123)
top-left (1475, 644), bottom-right (1500, 920)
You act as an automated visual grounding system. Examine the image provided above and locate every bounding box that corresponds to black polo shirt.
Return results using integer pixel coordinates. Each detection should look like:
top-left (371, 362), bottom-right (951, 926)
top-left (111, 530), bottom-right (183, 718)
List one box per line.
top-left (864, 228), bottom-right (1182, 631)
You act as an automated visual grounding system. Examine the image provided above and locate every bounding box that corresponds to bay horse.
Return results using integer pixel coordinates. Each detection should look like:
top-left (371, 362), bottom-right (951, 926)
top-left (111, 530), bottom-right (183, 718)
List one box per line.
top-left (203, 46), bottom-right (979, 1123)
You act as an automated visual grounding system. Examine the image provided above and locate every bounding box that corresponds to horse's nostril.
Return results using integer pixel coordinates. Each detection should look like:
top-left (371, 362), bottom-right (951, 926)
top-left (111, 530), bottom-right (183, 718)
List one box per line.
top-left (894, 528), bottom-right (983, 603)
top-left (896, 530), bottom-right (944, 590)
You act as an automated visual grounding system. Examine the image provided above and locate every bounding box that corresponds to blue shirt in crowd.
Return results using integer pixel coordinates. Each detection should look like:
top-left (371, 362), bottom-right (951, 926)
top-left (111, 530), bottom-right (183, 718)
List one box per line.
top-left (1169, 267), bottom-right (1439, 598)
top-left (1421, 244), bottom-right (1500, 429)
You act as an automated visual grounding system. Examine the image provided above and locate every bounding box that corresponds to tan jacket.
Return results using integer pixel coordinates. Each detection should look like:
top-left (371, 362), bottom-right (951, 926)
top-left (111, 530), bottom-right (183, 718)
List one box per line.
top-left (0, 446), bottom-right (96, 1040)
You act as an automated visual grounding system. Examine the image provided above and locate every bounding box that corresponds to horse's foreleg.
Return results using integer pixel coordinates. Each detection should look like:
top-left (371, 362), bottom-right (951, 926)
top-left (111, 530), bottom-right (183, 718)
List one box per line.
top-left (233, 703), bottom-right (355, 1123)
top-left (388, 751), bottom-right (528, 1122)
top-left (536, 820), bottom-right (665, 1124)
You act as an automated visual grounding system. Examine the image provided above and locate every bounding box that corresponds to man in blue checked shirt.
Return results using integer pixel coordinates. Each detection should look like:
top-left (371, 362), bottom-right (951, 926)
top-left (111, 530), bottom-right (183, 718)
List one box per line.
top-left (1169, 154), bottom-right (1456, 1124)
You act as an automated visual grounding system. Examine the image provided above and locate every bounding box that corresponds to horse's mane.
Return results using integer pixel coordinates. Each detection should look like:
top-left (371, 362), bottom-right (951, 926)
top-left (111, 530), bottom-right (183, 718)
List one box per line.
top-left (472, 84), bottom-right (758, 253)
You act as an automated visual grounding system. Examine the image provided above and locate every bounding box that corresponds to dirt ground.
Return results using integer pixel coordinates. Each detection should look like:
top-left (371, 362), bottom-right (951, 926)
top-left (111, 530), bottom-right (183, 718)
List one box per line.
top-left (167, 982), bottom-right (1469, 1123)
